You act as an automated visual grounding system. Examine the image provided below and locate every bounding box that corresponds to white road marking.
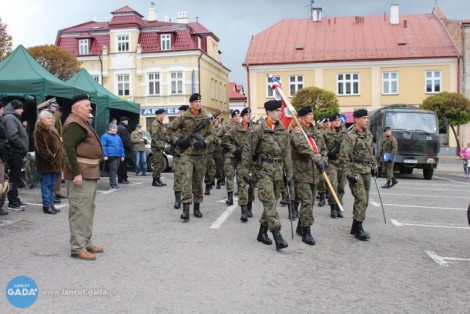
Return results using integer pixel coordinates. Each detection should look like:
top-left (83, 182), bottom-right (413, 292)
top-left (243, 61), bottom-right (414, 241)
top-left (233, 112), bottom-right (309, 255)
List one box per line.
top-left (370, 201), bottom-right (380, 207)
top-left (0, 219), bottom-right (21, 227)
top-left (386, 186), bottom-right (469, 192)
top-left (378, 203), bottom-right (466, 211)
top-left (433, 175), bottom-right (470, 185)
top-left (370, 192), bottom-right (469, 199)
top-left (390, 219), bottom-right (469, 230)
top-left (19, 203), bottom-right (68, 208)
top-left (210, 204), bottom-right (238, 229)
top-left (216, 197), bottom-right (239, 203)
top-left (425, 251), bottom-right (470, 267)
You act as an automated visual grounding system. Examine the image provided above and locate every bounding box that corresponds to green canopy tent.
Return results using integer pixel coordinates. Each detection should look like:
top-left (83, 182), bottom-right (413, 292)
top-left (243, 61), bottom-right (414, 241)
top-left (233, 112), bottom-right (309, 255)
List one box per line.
top-left (67, 69), bottom-right (140, 136)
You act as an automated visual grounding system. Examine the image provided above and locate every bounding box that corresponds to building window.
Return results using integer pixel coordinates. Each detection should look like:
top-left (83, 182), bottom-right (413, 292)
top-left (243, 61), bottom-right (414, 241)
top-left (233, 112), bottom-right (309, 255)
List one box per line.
top-left (161, 34), bottom-right (171, 51)
top-left (117, 35), bottom-right (129, 52)
top-left (79, 39), bottom-right (89, 55)
top-left (148, 73), bottom-right (161, 95)
top-left (382, 72), bottom-right (398, 94)
top-left (337, 73), bottom-right (360, 95)
top-left (425, 71), bottom-right (441, 93)
top-left (266, 75), bottom-right (281, 98)
top-left (170, 71), bottom-right (183, 95)
top-left (289, 75), bottom-right (304, 96)
top-left (117, 74), bottom-right (130, 96)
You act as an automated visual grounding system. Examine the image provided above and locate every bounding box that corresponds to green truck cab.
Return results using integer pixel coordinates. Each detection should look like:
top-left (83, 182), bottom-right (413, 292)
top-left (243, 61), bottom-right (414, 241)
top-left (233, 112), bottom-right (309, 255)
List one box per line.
top-left (368, 104), bottom-right (440, 180)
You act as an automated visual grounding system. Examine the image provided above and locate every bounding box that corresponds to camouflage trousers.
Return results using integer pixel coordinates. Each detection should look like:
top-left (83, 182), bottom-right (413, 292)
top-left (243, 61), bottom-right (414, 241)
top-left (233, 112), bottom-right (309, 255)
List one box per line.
top-left (152, 148), bottom-right (165, 178)
top-left (204, 152), bottom-right (216, 185)
top-left (224, 157), bottom-right (237, 192)
top-left (327, 163), bottom-right (346, 205)
top-left (236, 163), bottom-right (254, 206)
top-left (348, 173), bottom-right (371, 222)
top-left (295, 182), bottom-right (316, 227)
top-left (257, 171), bottom-right (283, 231)
top-left (385, 161), bottom-right (395, 181)
top-left (214, 150), bottom-right (225, 180)
top-left (317, 173), bottom-right (326, 194)
top-left (172, 155), bottom-right (183, 192)
top-left (180, 154), bottom-right (207, 204)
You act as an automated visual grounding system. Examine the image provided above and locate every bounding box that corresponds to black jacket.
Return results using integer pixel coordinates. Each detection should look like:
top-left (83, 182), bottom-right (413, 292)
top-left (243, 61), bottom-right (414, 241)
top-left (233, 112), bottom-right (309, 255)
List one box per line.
top-left (117, 122), bottom-right (133, 158)
top-left (0, 118), bottom-right (10, 161)
top-left (2, 104), bottom-right (28, 155)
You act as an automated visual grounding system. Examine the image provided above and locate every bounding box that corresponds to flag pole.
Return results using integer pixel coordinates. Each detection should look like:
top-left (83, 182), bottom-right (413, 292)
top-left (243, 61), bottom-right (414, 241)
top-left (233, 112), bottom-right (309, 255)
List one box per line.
top-left (268, 75), bottom-right (344, 212)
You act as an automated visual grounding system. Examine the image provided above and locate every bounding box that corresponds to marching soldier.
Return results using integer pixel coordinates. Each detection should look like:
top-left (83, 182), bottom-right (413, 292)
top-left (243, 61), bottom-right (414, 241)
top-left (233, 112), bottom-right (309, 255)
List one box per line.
top-left (317, 116), bottom-right (331, 207)
top-left (204, 120), bottom-right (218, 195)
top-left (223, 108), bottom-right (254, 222)
top-left (222, 110), bottom-right (241, 205)
top-left (213, 119), bottom-right (225, 189)
top-left (167, 93), bottom-right (214, 220)
top-left (290, 106), bottom-right (327, 245)
top-left (150, 109), bottom-right (167, 187)
top-left (166, 105), bottom-right (189, 209)
top-left (338, 109), bottom-right (377, 241)
top-left (380, 127), bottom-right (398, 188)
top-left (323, 113), bottom-right (348, 218)
top-left (240, 100), bottom-right (292, 250)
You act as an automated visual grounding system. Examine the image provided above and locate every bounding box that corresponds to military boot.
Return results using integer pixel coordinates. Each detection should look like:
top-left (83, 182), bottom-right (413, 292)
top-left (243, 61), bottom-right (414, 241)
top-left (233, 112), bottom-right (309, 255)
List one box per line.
top-left (354, 220), bottom-right (370, 241)
top-left (336, 204), bottom-right (343, 218)
top-left (292, 202), bottom-right (299, 219)
top-left (330, 203), bottom-right (338, 218)
top-left (240, 205), bottom-right (248, 222)
top-left (152, 177), bottom-right (163, 187)
top-left (174, 191), bottom-right (182, 209)
top-left (391, 177), bottom-right (398, 187)
top-left (193, 203), bottom-right (202, 218)
top-left (257, 224), bottom-right (272, 245)
top-left (301, 226), bottom-right (316, 245)
top-left (216, 179), bottom-right (222, 189)
top-left (156, 178), bottom-right (167, 186)
top-left (271, 228), bottom-right (288, 250)
top-left (280, 192), bottom-right (288, 207)
top-left (246, 202), bottom-right (253, 217)
top-left (382, 181), bottom-right (391, 188)
top-left (221, 178), bottom-right (225, 186)
top-left (318, 193), bottom-right (326, 207)
top-left (204, 184), bottom-right (211, 195)
top-left (181, 203), bottom-right (190, 220)
top-left (296, 220), bottom-right (303, 236)
top-left (350, 219), bottom-right (359, 235)
top-left (234, 190), bottom-right (239, 196)
top-left (226, 192), bottom-right (234, 205)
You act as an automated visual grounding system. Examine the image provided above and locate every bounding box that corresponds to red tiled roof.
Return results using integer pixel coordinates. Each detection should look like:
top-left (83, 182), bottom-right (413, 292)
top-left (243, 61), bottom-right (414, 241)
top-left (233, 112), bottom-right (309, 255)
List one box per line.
top-left (229, 82), bottom-right (246, 101)
top-left (244, 12), bottom-right (460, 66)
top-left (188, 22), bottom-right (219, 41)
top-left (109, 15), bottom-right (144, 27)
top-left (111, 6), bottom-right (143, 17)
top-left (57, 34), bottom-right (109, 55)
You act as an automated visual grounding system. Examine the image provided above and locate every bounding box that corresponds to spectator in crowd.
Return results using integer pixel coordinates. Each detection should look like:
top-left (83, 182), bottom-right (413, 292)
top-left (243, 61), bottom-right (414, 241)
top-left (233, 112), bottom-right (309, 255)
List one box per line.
top-left (101, 123), bottom-right (125, 191)
top-left (130, 124), bottom-right (148, 176)
top-left (0, 102), bottom-right (11, 215)
top-left (3, 100), bottom-right (29, 211)
top-left (460, 143), bottom-right (470, 178)
top-left (33, 110), bottom-right (63, 214)
top-left (117, 116), bottom-right (132, 184)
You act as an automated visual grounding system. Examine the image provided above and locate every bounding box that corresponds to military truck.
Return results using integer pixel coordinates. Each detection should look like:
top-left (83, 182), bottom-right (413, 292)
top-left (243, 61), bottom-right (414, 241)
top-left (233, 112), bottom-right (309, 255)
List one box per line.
top-left (368, 104), bottom-right (440, 180)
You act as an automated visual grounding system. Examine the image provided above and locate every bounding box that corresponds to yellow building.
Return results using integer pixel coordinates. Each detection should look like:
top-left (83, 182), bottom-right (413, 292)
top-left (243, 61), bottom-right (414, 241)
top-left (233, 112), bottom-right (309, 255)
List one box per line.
top-left (56, 5), bottom-right (229, 130)
top-left (243, 5), bottom-right (462, 148)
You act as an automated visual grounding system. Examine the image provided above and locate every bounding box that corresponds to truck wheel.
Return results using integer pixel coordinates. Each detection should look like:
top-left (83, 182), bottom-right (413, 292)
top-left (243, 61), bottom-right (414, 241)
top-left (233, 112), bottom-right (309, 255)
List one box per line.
top-left (423, 168), bottom-right (433, 180)
top-left (406, 168), bottom-right (413, 175)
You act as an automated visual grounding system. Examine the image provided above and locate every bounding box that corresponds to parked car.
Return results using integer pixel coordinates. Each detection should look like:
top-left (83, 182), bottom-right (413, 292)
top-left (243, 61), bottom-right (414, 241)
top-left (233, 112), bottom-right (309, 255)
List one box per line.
top-left (141, 131), bottom-right (173, 172)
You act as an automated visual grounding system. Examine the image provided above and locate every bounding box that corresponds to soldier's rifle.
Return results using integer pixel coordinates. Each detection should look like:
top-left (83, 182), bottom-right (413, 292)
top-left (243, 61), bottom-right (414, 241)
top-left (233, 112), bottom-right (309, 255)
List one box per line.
top-left (268, 74), bottom-right (344, 212)
top-left (179, 109), bottom-right (223, 152)
top-left (283, 169), bottom-right (294, 239)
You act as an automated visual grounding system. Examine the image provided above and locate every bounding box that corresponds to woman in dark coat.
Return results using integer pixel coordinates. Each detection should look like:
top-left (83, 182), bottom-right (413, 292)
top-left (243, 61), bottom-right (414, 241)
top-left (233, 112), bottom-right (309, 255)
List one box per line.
top-left (33, 111), bottom-right (63, 214)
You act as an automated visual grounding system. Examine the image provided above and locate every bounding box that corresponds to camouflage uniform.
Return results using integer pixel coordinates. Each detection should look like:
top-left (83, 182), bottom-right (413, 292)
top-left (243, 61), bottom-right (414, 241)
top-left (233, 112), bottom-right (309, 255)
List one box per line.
top-left (290, 124), bottom-right (326, 227)
top-left (222, 123), bottom-right (238, 194)
top-left (240, 120), bottom-right (292, 231)
top-left (223, 122), bottom-right (255, 210)
top-left (323, 125), bottom-right (349, 214)
top-left (213, 124), bottom-right (225, 186)
top-left (165, 118), bottom-right (184, 192)
top-left (338, 125), bottom-right (376, 222)
top-left (167, 109), bottom-right (214, 206)
top-left (380, 134), bottom-right (398, 182)
top-left (203, 127), bottom-right (217, 190)
top-left (150, 119), bottom-right (166, 179)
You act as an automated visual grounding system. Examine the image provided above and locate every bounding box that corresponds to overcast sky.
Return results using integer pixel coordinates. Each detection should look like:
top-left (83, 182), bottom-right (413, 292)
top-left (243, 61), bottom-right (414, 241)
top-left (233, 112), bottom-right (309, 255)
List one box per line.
top-left (2, 0), bottom-right (468, 87)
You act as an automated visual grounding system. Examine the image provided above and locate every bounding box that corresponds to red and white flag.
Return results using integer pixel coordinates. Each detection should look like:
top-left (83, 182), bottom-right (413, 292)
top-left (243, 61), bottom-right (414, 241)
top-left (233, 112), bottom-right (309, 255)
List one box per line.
top-left (270, 78), bottom-right (292, 129)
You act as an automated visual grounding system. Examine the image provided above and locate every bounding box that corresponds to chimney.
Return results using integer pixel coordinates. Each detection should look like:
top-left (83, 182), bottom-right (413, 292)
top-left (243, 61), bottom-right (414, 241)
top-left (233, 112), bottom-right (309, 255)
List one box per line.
top-left (390, 4), bottom-right (399, 25)
top-left (176, 11), bottom-right (189, 24)
top-left (148, 3), bottom-right (157, 22)
top-left (312, 7), bottom-right (322, 22)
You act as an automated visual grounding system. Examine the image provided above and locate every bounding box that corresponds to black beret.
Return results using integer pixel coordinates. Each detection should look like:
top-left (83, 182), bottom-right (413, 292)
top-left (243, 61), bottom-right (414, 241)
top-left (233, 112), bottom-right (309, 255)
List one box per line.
top-left (330, 113), bottom-right (341, 121)
top-left (353, 109), bottom-right (368, 118)
top-left (297, 106), bottom-right (312, 117)
top-left (10, 100), bottom-right (24, 110)
top-left (189, 93), bottom-right (202, 102)
top-left (264, 100), bottom-right (282, 111)
top-left (178, 105), bottom-right (189, 111)
top-left (384, 127), bottom-right (391, 132)
top-left (155, 109), bottom-right (165, 115)
top-left (120, 116), bottom-right (129, 122)
top-left (241, 108), bottom-right (250, 117)
top-left (70, 94), bottom-right (90, 106)
top-left (231, 109), bottom-right (240, 118)
top-left (323, 115), bottom-right (331, 122)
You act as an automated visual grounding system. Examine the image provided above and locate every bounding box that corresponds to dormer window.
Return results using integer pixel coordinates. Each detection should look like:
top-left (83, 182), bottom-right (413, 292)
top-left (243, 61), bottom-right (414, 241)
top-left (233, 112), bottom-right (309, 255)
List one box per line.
top-left (79, 39), bottom-right (89, 55)
top-left (161, 34), bottom-right (171, 51)
top-left (117, 34), bottom-right (130, 52)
